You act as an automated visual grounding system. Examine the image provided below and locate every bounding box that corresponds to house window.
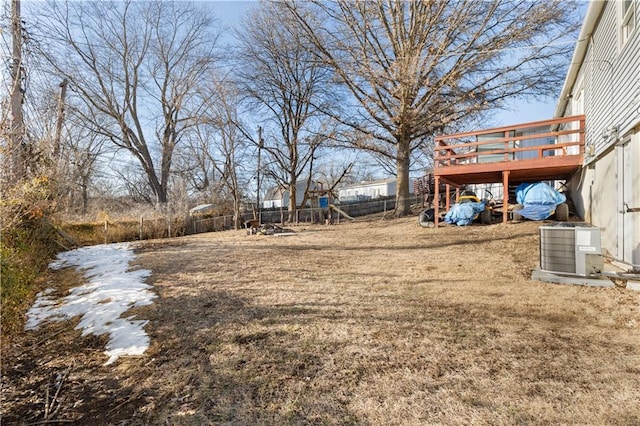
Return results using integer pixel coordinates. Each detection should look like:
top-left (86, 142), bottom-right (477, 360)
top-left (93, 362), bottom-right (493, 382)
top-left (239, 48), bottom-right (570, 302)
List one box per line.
top-left (621, 0), bottom-right (636, 46)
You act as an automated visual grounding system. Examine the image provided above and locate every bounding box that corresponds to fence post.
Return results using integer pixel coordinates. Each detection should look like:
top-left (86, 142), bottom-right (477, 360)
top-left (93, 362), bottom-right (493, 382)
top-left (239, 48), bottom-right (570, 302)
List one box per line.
top-left (139, 217), bottom-right (144, 240)
top-left (167, 217), bottom-right (171, 238)
top-left (104, 220), bottom-right (108, 245)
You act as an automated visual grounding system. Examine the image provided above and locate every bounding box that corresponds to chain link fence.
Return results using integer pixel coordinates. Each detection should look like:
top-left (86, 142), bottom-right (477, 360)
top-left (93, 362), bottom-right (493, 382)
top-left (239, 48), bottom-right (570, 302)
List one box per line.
top-left (60, 196), bottom-right (424, 246)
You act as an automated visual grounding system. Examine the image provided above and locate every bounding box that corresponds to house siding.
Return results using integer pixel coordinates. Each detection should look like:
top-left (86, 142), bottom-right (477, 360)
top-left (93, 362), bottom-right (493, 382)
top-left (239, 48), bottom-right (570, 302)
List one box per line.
top-left (338, 178), bottom-right (413, 203)
top-left (582, 1), bottom-right (640, 156)
top-left (339, 182), bottom-right (394, 203)
top-left (262, 181), bottom-right (323, 209)
top-left (563, 0), bottom-right (640, 269)
top-left (579, 149), bottom-right (619, 255)
top-left (620, 135), bottom-right (640, 267)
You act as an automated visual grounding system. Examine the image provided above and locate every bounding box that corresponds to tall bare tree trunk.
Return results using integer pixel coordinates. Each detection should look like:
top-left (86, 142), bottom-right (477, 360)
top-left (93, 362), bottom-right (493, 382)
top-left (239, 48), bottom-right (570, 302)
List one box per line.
top-left (9, 0), bottom-right (25, 182)
top-left (81, 175), bottom-right (89, 214)
top-left (396, 141), bottom-right (411, 217)
top-left (288, 172), bottom-right (297, 223)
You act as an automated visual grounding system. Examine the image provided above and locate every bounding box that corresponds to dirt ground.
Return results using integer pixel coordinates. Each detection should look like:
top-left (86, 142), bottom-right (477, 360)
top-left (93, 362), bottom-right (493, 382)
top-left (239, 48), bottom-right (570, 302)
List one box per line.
top-left (2, 217), bottom-right (640, 425)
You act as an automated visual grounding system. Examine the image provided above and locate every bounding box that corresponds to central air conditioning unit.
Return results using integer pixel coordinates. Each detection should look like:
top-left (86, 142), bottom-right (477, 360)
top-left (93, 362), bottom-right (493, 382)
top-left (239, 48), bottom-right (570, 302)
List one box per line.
top-left (539, 223), bottom-right (604, 277)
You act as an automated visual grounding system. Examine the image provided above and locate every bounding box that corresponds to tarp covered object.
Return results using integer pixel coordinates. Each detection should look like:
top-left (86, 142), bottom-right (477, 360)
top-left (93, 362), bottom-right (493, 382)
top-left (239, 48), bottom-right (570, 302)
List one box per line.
top-left (444, 202), bottom-right (486, 226)
top-left (515, 182), bottom-right (566, 221)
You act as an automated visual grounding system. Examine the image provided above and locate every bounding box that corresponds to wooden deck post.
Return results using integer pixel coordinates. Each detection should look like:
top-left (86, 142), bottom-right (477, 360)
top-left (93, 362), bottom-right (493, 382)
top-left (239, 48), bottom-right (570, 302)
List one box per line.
top-left (579, 117), bottom-right (586, 154)
top-left (445, 184), bottom-right (451, 212)
top-left (434, 175), bottom-right (440, 227)
top-left (502, 170), bottom-right (510, 224)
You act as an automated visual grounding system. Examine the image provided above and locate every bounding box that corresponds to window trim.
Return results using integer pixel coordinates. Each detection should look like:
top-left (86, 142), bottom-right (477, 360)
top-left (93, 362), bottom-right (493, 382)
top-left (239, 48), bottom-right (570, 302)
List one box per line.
top-left (621, 0), bottom-right (637, 47)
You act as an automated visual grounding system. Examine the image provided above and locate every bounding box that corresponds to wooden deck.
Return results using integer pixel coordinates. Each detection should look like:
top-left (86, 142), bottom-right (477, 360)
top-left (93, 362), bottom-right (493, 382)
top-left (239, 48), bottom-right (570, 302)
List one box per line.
top-left (433, 115), bottom-right (585, 225)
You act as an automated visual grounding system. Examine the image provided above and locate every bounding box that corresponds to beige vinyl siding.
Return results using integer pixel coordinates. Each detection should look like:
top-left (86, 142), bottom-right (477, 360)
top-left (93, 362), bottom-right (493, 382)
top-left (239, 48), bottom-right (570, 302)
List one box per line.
top-left (622, 133), bottom-right (640, 267)
top-left (588, 149), bottom-right (619, 255)
top-left (572, 147), bottom-right (618, 257)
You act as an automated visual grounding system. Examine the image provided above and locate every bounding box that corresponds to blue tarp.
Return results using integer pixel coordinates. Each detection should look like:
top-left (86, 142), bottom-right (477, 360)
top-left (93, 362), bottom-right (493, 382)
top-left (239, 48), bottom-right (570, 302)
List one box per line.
top-left (444, 201), bottom-right (486, 226)
top-left (515, 182), bottom-right (566, 220)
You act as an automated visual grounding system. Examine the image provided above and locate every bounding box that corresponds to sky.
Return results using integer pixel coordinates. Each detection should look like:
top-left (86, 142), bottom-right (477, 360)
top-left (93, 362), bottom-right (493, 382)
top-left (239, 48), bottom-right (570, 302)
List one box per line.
top-left (26, 243), bottom-right (155, 366)
top-left (5, 0), bottom-right (584, 130)
top-left (5, 0), bottom-right (584, 190)
top-left (208, 0), bottom-right (574, 128)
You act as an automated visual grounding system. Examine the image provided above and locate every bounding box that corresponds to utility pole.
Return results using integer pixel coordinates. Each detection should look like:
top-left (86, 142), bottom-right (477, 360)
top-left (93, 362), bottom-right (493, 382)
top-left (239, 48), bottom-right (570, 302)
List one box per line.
top-left (53, 79), bottom-right (69, 160)
top-left (9, 0), bottom-right (25, 181)
top-left (256, 126), bottom-right (263, 221)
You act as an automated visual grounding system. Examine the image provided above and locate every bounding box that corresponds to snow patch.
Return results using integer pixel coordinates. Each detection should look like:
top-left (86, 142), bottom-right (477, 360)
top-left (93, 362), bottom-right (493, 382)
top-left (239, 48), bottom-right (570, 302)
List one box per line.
top-left (26, 243), bottom-right (155, 365)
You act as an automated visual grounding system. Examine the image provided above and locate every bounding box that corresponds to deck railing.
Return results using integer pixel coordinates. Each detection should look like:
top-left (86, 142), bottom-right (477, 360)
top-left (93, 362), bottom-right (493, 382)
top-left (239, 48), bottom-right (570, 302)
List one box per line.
top-left (434, 115), bottom-right (585, 167)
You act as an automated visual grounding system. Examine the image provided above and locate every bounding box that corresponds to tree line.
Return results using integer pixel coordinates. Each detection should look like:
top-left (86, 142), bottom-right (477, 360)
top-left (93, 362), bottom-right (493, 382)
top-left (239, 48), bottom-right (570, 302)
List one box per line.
top-left (1, 0), bottom-right (581, 225)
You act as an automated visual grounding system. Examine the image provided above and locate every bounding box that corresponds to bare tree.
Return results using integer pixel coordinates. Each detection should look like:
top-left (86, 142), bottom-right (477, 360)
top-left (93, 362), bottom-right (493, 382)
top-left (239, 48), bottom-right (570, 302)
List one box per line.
top-left (6, 0), bottom-right (26, 182)
top-left (236, 1), bottom-right (336, 222)
top-left (183, 77), bottom-right (252, 229)
top-left (315, 159), bottom-right (354, 197)
top-left (58, 113), bottom-right (107, 214)
top-left (15, 84), bottom-right (109, 215)
top-left (285, 0), bottom-right (581, 216)
top-left (1, 0), bottom-right (56, 183)
top-left (35, 0), bottom-right (221, 205)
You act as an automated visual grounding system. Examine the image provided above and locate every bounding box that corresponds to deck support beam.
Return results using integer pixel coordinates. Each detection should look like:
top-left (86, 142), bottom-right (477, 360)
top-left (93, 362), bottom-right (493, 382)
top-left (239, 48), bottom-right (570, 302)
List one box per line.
top-left (502, 170), bottom-right (510, 224)
top-left (445, 184), bottom-right (451, 213)
top-left (434, 176), bottom-right (440, 227)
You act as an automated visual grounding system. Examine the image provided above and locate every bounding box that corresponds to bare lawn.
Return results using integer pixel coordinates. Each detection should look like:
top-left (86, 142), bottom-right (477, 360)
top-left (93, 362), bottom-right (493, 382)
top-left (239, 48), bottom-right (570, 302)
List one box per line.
top-left (3, 218), bottom-right (640, 424)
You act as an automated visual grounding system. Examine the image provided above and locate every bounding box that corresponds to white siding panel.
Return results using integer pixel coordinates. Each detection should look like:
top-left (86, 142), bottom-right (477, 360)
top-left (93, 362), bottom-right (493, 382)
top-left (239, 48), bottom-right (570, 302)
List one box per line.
top-left (615, 34), bottom-right (640, 136)
top-left (585, 2), bottom-right (617, 155)
top-left (586, 1), bottom-right (640, 156)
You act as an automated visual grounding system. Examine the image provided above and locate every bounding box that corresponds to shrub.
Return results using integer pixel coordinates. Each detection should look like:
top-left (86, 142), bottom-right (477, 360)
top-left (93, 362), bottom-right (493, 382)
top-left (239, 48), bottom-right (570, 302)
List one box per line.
top-left (1, 177), bottom-right (58, 338)
top-left (59, 216), bottom-right (188, 246)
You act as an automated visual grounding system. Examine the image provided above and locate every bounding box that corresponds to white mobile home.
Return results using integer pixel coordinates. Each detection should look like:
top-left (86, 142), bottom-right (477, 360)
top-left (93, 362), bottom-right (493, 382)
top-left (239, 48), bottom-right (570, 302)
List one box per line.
top-left (262, 181), bottom-right (323, 209)
top-left (556, 0), bottom-right (640, 270)
top-left (338, 178), bottom-right (413, 203)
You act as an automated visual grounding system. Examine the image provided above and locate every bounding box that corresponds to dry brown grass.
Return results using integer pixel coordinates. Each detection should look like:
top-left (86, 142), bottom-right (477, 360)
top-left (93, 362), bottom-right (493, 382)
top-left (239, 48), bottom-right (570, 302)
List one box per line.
top-left (3, 217), bottom-right (640, 424)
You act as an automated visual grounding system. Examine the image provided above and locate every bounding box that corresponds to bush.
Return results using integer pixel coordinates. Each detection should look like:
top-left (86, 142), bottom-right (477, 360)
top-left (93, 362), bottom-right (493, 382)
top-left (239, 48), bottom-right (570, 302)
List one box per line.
top-left (60, 216), bottom-right (188, 246)
top-left (1, 219), bottom-right (59, 337)
top-left (1, 177), bottom-right (58, 338)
